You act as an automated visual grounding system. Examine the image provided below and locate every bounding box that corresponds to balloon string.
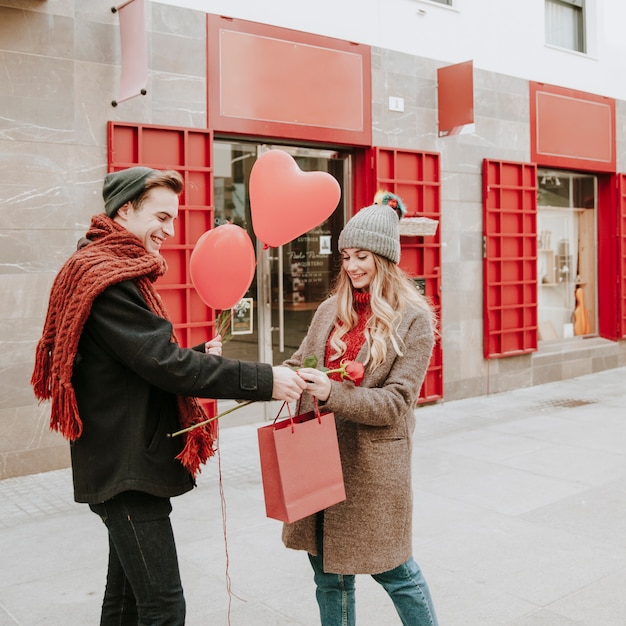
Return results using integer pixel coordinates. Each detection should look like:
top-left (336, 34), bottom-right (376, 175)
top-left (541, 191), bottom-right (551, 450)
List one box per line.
top-left (216, 422), bottom-right (245, 624)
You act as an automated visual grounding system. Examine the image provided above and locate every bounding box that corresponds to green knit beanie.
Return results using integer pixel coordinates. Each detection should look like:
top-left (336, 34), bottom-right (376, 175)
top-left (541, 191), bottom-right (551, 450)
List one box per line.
top-left (338, 204), bottom-right (401, 264)
top-left (102, 167), bottom-right (157, 216)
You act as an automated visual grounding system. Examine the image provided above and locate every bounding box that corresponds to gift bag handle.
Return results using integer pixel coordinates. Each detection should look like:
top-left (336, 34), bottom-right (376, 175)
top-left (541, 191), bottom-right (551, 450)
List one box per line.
top-left (273, 401), bottom-right (297, 434)
top-left (274, 397), bottom-right (322, 433)
top-left (273, 400), bottom-right (293, 424)
top-left (296, 395), bottom-right (322, 423)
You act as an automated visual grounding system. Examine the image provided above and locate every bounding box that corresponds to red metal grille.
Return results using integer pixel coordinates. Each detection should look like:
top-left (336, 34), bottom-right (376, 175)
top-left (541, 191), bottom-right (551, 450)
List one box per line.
top-left (374, 147), bottom-right (443, 403)
top-left (108, 122), bottom-right (216, 420)
top-left (483, 159), bottom-right (538, 358)
top-left (618, 174), bottom-right (626, 338)
top-left (108, 122), bottom-right (215, 348)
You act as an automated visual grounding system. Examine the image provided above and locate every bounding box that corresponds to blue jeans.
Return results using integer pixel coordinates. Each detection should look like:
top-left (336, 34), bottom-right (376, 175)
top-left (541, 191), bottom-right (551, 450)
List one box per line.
top-left (308, 552), bottom-right (438, 626)
top-left (89, 491), bottom-right (186, 626)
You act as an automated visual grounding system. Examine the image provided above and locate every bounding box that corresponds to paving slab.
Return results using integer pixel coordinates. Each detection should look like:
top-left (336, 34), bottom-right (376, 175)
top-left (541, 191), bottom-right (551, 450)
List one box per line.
top-left (1, 366), bottom-right (625, 625)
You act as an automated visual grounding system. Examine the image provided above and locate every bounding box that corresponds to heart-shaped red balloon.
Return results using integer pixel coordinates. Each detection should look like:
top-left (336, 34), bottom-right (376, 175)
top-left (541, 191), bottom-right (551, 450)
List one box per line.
top-left (190, 224), bottom-right (256, 310)
top-left (250, 150), bottom-right (341, 247)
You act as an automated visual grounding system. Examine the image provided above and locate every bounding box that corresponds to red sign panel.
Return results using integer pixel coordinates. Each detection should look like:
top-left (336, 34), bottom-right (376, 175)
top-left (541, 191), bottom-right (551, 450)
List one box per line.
top-left (207, 14), bottom-right (371, 146)
top-left (115, 0), bottom-right (147, 105)
top-left (530, 82), bottom-right (615, 172)
top-left (437, 60), bottom-right (474, 137)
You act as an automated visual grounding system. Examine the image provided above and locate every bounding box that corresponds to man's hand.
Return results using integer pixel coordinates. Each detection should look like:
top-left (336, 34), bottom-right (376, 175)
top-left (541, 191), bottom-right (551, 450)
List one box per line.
top-left (271, 366), bottom-right (307, 402)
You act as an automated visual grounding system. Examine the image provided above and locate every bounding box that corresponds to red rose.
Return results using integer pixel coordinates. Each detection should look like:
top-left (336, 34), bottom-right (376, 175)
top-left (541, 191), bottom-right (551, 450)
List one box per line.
top-left (342, 361), bottom-right (365, 386)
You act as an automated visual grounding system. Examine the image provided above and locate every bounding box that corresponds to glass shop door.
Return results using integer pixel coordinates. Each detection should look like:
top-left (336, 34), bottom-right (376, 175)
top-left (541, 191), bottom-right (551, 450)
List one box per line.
top-left (213, 141), bottom-right (350, 421)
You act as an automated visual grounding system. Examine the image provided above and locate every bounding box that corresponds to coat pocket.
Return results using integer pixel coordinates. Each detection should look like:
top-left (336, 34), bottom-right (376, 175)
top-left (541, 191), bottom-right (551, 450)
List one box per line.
top-left (145, 392), bottom-right (178, 451)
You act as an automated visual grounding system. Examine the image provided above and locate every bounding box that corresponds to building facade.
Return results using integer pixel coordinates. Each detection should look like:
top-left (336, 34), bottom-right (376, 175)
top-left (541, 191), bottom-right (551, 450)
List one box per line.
top-left (1, 0), bottom-right (625, 478)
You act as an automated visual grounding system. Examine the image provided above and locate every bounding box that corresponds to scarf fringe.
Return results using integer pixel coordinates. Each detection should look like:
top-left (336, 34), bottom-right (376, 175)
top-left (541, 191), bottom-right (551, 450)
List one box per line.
top-left (50, 380), bottom-right (83, 440)
top-left (176, 426), bottom-right (216, 477)
top-left (31, 341), bottom-right (52, 401)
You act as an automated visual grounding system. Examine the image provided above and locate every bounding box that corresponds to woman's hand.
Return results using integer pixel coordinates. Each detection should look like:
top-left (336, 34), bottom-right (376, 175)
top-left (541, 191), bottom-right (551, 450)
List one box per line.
top-left (297, 367), bottom-right (331, 402)
top-left (204, 335), bottom-right (223, 356)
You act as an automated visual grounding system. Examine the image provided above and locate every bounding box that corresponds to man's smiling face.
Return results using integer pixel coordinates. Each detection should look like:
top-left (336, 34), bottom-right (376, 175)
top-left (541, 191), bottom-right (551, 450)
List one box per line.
top-left (115, 187), bottom-right (179, 255)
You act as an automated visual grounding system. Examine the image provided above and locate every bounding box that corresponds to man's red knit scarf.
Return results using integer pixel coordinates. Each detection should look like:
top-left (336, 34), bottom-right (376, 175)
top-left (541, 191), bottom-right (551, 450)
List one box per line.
top-left (31, 213), bottom-right (215, 477)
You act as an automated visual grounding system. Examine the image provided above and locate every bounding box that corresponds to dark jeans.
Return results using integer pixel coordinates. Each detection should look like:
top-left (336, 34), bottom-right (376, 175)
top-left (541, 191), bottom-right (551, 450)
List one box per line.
top-left (89, 491), bottom-right (186, 626)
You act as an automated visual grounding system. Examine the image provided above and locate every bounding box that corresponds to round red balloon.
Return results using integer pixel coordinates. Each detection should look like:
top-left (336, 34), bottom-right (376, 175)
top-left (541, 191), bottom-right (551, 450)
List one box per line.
top-left (190, 224), bottom-right (256, 310)
top-left (249, 149), bottom-right (341, 247)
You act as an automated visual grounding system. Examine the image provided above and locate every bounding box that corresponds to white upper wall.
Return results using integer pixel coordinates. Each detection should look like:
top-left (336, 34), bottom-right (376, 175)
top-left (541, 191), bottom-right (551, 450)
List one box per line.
top-left (162, 0), bottom-right (625, 101)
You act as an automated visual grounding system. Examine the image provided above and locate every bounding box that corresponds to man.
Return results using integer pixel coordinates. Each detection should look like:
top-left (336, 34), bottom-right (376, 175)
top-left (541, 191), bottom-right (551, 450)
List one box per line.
top-left (31, 167), bottom-right (306, 625)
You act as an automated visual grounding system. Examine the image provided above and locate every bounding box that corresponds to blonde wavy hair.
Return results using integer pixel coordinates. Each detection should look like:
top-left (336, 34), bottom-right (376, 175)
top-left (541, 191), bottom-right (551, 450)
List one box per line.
top-left (328, 254), bottom-right (438, 371)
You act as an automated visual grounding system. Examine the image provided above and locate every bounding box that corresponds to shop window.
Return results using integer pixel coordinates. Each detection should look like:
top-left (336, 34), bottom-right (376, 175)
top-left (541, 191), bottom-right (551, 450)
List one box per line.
top-left (545, 0), bottom-right (585, 53)
top-left (537, 169), bottom-right (596, 341)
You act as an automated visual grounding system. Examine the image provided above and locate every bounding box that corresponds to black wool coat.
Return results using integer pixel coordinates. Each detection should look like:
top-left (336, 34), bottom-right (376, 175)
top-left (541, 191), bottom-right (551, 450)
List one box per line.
top-left (71, 279), bottom-right (273, 504)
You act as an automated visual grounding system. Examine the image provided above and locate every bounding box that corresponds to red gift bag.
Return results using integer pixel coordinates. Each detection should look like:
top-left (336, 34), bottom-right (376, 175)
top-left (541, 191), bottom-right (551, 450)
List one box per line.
top-left (257, 401), bottom-right (346, 523)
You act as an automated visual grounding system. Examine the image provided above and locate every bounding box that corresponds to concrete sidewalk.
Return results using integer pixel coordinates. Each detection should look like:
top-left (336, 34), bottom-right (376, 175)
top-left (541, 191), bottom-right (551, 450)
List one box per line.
top-left (1, 367), bottom-right (625, 625)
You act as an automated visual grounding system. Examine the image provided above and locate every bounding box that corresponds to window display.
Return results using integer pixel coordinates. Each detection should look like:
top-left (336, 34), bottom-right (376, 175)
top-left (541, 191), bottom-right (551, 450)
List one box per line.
top-left (537, 170), bottom-right (596, 340)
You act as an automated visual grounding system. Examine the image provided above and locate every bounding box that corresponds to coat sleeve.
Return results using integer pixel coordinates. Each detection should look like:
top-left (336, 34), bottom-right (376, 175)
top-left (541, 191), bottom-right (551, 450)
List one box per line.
top-left (323, 308), bottom-right (434, 427)
top-left (84, 280), bottom-right (274, 401)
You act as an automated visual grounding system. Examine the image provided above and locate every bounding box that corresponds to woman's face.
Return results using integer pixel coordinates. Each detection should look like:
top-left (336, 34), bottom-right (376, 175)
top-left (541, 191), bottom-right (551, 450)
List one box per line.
top-left (341, 248), bottom-right (377, 290)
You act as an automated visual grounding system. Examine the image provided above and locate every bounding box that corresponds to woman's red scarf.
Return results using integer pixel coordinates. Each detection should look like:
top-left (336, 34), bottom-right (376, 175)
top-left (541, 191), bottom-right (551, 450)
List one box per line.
top-left (31, 213), bottom-right (215, 477)
top-left (324, 290), bottom-right (369, 379)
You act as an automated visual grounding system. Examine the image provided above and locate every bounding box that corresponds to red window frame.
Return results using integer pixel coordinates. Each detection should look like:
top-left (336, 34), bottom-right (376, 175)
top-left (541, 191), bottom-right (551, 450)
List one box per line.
top-left (483, 159), bottom-right (538, 358)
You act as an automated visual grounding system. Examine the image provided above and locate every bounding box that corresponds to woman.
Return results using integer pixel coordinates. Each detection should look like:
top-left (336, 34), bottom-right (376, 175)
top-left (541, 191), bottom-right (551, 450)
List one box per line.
top-left (283, 202), bottom-right (439, 626)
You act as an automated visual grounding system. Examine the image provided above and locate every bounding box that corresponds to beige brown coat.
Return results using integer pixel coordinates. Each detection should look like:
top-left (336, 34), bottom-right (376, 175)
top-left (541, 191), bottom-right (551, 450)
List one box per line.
top-left (282, 296), bottom-right (435, 574)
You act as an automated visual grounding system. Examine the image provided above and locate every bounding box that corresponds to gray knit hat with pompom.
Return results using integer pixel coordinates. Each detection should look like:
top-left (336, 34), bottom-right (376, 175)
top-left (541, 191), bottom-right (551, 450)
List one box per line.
top-left (338, 204), bottom-right (401, 264)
